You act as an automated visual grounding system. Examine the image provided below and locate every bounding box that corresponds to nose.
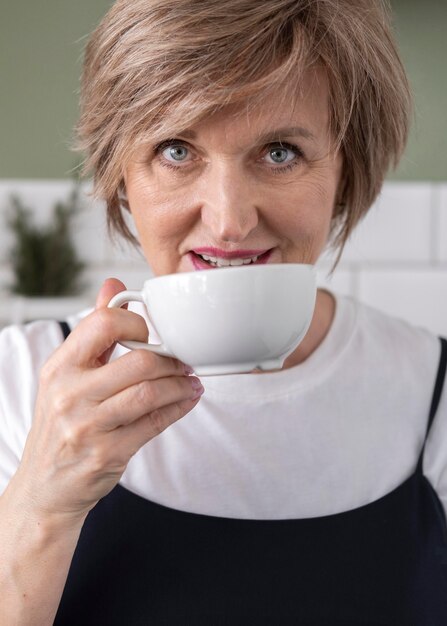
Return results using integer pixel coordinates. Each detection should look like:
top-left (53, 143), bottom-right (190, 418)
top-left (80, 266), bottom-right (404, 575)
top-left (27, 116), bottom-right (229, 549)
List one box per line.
top-left (199, 161), bottom-right (259, 243)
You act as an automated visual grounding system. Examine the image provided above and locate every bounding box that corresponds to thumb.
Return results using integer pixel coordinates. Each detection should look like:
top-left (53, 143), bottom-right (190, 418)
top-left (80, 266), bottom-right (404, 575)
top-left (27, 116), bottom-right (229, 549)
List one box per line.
top-left (96, 277), bottom-right (127, 310)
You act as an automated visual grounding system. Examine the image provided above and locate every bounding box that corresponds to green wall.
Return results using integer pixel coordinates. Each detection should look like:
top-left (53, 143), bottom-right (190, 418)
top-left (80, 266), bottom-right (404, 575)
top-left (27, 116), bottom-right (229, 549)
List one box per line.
top-left (0, 0), bottom-right (112, 179)
top-left (1, 0), bottom-right (446, 180)
top-left (388, 0), bottom-right (447, 181)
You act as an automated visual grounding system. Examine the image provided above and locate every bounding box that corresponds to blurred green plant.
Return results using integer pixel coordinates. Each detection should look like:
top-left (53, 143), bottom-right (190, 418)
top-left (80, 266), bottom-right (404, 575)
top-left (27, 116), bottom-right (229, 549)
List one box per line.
top-left (6, 182), bottom-right (87, 296)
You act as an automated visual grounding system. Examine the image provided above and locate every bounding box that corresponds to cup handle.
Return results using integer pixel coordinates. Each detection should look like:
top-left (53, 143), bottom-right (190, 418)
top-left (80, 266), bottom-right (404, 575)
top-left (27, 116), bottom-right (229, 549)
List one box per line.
top-left (107, 290), bottom-right (174, 357)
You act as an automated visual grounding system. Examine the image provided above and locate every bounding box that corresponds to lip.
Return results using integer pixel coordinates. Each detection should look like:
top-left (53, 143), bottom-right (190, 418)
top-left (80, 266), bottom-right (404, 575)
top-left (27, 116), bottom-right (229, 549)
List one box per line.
top-left (189, 248), bottom-right (273, 270)
top-left (192, 247), bottom-right (271, 260)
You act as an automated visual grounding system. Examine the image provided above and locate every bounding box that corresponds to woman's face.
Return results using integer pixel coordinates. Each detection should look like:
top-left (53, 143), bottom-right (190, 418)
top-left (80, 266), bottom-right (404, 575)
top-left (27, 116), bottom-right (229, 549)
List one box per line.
top-left (124, 68), bottom-right (343, 275)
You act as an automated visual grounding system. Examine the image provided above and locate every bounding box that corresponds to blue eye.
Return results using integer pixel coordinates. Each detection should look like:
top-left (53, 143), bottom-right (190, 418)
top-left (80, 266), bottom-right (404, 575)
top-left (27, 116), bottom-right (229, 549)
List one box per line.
top-left (162, 144), bottom-right (189, 162)
top-left (271, 148), bottom-right (289, 163)
top-left (265, 144), bottom-right (298, 165)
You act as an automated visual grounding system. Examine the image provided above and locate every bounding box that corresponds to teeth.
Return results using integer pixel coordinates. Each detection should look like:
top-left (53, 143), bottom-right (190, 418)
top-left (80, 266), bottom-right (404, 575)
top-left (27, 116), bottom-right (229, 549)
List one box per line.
top-left (199, 253), bottom-right (260, 267)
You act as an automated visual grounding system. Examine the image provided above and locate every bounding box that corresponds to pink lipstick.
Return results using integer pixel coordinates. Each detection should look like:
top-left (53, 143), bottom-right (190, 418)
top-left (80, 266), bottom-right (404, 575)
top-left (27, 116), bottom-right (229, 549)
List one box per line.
top-left (189, 248), bottom-right (273, 270)
top-left (192, 247), bottom-right (270, 259)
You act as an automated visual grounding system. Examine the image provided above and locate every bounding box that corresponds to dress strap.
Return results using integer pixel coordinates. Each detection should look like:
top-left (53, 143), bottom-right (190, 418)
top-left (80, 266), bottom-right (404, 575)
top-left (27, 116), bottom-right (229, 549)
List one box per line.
top-left (417, 336), bottom-right (447, 473)
top-left (58, 320), bottom-right (71, 340)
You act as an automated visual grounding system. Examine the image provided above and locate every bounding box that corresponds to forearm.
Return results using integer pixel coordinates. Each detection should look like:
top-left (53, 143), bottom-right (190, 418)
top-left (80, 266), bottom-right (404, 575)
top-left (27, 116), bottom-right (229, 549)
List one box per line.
top-left (0, 481), bottom-right (85, 626)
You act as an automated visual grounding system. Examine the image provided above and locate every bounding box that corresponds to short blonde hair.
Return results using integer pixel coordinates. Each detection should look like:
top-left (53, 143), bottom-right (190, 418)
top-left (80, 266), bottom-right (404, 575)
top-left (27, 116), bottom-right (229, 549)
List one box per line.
top-left (75, 0), bottom-right (411, 263)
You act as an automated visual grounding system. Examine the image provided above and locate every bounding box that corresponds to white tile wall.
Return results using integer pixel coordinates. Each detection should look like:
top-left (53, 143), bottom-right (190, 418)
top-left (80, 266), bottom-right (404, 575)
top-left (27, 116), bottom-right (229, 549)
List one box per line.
top-left (357, 269), bottom-right (447, 337)
top-left (0, 179), bottom-right (446, 336)
top-left (339, 183), bottom-right (433, 264)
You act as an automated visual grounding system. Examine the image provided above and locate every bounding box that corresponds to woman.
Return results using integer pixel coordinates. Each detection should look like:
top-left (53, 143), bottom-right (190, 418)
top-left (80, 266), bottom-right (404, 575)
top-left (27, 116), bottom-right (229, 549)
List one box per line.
top-left (1, 0), bottom-right (446, 623)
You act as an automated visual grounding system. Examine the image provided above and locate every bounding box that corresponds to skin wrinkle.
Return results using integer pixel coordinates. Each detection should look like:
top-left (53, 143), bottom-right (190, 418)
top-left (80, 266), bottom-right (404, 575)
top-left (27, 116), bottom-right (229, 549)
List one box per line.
top-left (128, 114), bottom-right (338, 242)
top-left (124, 66), bottom-right (342, 369)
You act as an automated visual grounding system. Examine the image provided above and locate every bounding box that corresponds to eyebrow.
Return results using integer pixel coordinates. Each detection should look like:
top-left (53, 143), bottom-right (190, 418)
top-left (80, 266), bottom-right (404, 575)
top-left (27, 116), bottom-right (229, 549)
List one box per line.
top-left (255, 126), bottom-right (317, 142)
top-left (177, 126), bottom-right (316, 142)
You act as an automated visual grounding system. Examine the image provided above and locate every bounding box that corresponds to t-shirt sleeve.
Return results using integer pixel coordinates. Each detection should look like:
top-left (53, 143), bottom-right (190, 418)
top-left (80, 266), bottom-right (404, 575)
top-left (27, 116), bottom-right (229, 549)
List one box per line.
top-left (0, 321), bottom-right (63, 496)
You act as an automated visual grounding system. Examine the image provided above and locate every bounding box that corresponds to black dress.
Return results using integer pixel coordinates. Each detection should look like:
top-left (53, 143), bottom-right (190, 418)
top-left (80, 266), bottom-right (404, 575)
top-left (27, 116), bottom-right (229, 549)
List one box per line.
top-left (54, 325), bottom-right (447, 625)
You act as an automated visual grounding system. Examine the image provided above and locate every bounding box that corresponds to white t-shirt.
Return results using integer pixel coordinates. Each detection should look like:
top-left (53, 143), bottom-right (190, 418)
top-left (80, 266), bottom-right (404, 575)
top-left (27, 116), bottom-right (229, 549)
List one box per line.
top-left (0, 291), bottom-right (446, 520)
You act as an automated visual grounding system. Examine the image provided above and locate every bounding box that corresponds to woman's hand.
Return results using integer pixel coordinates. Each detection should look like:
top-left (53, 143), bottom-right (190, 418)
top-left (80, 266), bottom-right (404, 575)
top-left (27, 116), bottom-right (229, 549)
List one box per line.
top-left (11, 278), bottom-right (203, 528)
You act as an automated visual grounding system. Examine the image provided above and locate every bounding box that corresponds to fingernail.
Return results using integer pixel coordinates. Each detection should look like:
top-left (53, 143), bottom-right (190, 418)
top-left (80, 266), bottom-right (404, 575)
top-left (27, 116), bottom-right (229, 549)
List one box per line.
top-left (190, 377), bottom-right (203, 390)
top-left (184, 364), bottom-right (194, 375)
top-left (191, 388), bottom-right (205, 401)
top-left (190, 377), bottom-right (204, 398)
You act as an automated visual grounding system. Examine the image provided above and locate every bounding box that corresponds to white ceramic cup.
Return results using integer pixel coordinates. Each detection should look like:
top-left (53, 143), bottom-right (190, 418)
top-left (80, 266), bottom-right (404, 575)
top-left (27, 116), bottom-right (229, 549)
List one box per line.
top-left (107, 263), bottom-right (317, 376)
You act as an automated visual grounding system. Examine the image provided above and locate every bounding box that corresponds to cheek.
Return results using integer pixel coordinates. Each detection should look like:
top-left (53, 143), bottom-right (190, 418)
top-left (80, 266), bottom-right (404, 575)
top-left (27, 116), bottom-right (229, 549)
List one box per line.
top-left (129, 185), bottom-right (196, 249)
top-left (269, 176), bottom-right (334, 238)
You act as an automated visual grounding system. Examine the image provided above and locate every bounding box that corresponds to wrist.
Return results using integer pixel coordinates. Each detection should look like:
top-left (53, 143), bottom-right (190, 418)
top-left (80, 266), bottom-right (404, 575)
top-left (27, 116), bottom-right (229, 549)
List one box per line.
top-left (2, 473), bottom-right (88, 539)
top-left (0, 478), bottom-right (85, 626)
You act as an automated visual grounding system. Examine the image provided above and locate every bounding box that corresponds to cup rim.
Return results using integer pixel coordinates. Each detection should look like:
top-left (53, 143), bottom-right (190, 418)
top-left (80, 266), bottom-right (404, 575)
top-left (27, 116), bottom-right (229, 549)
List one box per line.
top-left (143, 262), bottom-right (316, 285)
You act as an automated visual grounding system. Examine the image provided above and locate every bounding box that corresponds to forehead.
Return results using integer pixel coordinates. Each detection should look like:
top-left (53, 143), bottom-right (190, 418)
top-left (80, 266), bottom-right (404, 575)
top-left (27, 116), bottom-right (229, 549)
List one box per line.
top-left (184, 66), bottom-right (330, 143)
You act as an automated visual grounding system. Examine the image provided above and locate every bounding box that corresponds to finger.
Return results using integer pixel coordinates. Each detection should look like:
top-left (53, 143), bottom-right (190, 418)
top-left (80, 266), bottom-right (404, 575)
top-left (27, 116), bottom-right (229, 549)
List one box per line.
top-left (95, 278), bottom-right (129, 364)
top-left (108, 395), bottom-right (202, 457)
top-left (96, 374), bottom-right (203, 431)
top-left (96, 278), bottom-right (127, 310)
top-left (61, 307), bottom-right (149, 368)
top-left (79, 349), bottom-right (189, 402)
